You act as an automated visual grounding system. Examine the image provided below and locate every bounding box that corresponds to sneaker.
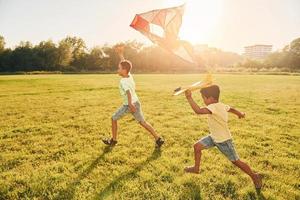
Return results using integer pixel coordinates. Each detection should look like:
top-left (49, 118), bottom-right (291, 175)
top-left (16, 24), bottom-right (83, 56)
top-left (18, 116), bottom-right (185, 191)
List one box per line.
top-left (155, 137), bottom-right (164, 148)
top-left (102, 138), bottom-right (117, 146)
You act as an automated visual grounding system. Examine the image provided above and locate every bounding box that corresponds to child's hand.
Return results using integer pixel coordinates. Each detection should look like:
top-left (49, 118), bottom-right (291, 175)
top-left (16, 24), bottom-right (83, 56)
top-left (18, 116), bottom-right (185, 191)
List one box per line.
top-left (129, 103), bottom-right (136, 113)
top-left (238, 112), bottom-right (245, 119)
top-left (185, 90), bottom-right (192, 98)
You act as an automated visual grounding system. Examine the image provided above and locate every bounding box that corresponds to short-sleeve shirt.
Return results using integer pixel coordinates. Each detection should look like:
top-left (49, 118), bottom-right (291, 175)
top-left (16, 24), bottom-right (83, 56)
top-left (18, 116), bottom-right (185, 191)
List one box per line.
top-left (206, 102), bottom-right (232, 143)
top-left (119, 74), bottom-right (139, 105)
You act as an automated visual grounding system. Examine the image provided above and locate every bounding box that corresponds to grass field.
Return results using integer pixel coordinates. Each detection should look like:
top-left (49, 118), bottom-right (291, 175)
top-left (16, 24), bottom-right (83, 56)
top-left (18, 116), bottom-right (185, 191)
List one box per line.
top-left (0, 74), bottom-right (299, 200)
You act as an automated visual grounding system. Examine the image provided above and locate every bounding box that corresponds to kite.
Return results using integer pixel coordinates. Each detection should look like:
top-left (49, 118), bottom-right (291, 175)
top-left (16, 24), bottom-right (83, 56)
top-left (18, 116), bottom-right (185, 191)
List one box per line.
top-left (130, 4), bottom-right (196, 64)
top-left (130, 5), bottom-right (214, 95)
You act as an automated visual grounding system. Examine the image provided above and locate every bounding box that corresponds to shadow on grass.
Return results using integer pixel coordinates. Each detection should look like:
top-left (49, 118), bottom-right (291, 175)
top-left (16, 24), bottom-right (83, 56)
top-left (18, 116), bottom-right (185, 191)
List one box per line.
top-left (95, 147), bottom-right (162, 200)
top-left (256, 188), bottom-right (266, 200)
top-left (243, 188), bottom-right (267, 200)
top-left (180, 181), bottom-right (202, 200)
top-left (54, 146), bottom-right (112, 200)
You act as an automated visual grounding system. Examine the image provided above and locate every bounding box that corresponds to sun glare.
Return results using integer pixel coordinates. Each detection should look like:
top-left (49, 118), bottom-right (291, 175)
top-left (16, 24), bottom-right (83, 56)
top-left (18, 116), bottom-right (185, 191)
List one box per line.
top-left (163, 0), bottom-right (223, 45)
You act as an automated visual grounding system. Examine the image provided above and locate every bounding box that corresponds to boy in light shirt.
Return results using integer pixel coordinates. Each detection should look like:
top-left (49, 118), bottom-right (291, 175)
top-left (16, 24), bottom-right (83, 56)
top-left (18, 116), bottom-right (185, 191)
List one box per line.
top-left (184, 85), bottom-right (262, 189)
top-left (102, 47), bottom-right (164, 148)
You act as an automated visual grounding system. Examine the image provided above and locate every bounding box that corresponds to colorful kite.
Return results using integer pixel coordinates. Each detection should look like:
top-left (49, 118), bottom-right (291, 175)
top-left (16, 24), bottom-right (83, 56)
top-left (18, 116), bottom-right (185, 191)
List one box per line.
top-left (130, 4), bottom-right (196, 64)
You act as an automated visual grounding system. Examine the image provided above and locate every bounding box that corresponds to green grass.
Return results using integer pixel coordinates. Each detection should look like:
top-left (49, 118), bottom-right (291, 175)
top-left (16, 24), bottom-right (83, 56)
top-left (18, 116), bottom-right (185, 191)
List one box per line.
top-left (0, 74), bottom-right (299, 200)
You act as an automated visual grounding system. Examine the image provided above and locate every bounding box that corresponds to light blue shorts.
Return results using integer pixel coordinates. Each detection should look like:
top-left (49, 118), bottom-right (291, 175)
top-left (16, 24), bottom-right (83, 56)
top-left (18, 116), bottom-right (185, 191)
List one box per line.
top-left (112, 101), bottom-right (145, 122)
top-left (198, 135), bottom-right (239, 161)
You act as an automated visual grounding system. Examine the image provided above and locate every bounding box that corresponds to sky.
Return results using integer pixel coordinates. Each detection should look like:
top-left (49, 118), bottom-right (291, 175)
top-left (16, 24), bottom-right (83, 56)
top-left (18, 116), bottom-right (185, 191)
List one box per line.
top-left (0, 0), bottom-right (299, 54)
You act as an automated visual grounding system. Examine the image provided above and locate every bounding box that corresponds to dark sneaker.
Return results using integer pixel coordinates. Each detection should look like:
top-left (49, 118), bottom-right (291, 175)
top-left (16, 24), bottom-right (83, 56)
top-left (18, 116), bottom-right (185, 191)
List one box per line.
top-left (155, 137), bottom-right (164, 148)
top-left (102, 138), bottom-right (117, 146)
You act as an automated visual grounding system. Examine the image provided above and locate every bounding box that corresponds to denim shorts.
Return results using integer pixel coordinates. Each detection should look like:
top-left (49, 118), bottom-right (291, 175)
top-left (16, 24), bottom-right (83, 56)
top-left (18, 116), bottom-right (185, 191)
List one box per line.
top-left (198, 135), bottom-right (239, 161)
top-left (112, 101), bottom-right (145, 122)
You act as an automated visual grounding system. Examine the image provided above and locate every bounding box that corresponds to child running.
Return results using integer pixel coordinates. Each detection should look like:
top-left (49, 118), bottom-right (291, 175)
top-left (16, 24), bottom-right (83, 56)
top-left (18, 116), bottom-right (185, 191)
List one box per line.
top-left (184, 85), bottom-right (262, 189)
top-left (102, 46), bottom-right (164, 148)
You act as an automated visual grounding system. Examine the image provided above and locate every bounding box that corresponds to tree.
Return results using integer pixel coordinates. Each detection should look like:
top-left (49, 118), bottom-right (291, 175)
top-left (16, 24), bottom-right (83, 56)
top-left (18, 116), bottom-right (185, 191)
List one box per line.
top-left (59, 36), bottom-right (87, 70)
top-left (265, 51), bottom-right (287, 69)
top-left (10, 41), bottom-right (36, 71)
top-left (84, 46), bottom-right (106, 70)
top-left (101, 45), bottom-right (118, 71)
top-left (34, 40), bottom-right (59, 70)
top-left (1, 35), bottom-right (299, 72)
top-left (290, 38), bottom-right (300, 56)
top-left (289, 37), bottom-right (300, 70)
top-left (0, 35), bottom-right (5, 53)
top-left (264, 38), bottom-right (300, 71)
top-left (198, 48), bottom-right (242, 69)
top-left (0, 49), bottom-right (12, 71)
top-left (236, 59), bottom-right (262, 69)
top-left (57, 40), bottom-right (73, 70)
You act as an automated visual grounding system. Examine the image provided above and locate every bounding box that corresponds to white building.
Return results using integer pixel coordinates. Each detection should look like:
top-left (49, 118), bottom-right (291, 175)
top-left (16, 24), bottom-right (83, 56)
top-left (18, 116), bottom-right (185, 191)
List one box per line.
top-left (244, 44), bottom-right (272, 59)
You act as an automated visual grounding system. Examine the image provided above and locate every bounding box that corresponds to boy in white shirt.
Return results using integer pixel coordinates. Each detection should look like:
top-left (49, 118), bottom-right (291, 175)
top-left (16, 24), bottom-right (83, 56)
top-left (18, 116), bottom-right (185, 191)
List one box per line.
top-left (102, 48), bottom-right (164, 148)
top-left (184, 85), bottom-right (262, 189)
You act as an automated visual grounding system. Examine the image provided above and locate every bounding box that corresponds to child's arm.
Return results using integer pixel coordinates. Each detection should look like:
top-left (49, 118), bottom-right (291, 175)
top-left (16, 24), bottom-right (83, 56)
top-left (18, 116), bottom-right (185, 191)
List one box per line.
top-left (126, 90), bottom-right (136, 113)
top-left (228, 107), bottom-right (245, 119)
top-left (185, 90), bottom-right (212, 115)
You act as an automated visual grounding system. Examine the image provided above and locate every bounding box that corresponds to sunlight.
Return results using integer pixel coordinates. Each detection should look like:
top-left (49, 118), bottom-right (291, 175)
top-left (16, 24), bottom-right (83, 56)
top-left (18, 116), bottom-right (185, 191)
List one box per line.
top-left (163, 0), bottom-right (223, 44)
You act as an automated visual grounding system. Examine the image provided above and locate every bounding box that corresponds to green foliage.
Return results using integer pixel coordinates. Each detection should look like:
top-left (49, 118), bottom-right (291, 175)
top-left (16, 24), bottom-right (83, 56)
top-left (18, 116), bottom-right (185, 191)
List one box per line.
top-left (60, 36), bottom-right (87, 69)
top-left (242, 37), bottom-right (300, 71)
top-left (0, 36), bottom-right (5, 53)
top-left (34, 40), bottom-right (60, 71)
top-left (83, 47), bottom-right (105, 71)
top-left (0, 74), bottom-right (299, 199)
top-left (0, 35), bottom-right (299, 72)
top-left (200, 47), bottom-right (243, 69)
top-left (57, 39), bottom-right (74, 69)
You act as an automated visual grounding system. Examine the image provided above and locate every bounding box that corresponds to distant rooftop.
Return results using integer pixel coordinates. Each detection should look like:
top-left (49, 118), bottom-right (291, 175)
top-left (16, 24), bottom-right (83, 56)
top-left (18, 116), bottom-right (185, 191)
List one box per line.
top-left (244, 44), bottom-right (273, 48)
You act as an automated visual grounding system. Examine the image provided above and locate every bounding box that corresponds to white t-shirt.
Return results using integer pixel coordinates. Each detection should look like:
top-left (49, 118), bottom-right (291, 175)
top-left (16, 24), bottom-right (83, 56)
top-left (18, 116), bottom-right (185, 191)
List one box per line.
top-left (206, 102), bottom-right (232, 143)
top-left (119, 74), bottom-right (139, 105)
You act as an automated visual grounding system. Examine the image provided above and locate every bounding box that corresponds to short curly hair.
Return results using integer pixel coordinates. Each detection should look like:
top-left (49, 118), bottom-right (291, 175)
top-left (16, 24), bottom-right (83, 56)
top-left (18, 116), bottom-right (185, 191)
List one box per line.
top-left (200, 85), bottom-right (220, 101)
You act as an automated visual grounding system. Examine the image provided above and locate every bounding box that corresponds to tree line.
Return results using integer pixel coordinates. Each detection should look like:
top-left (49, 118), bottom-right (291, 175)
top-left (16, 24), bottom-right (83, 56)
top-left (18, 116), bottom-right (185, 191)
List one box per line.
top-left (236, 37), bottom-right (300, 71)
top-left (0, 35), bottom-right (299, 73)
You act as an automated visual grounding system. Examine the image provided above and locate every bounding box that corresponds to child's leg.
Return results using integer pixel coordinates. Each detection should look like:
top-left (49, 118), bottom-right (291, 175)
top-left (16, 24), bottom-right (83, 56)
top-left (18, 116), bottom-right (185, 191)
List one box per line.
top-left (193, 143), bottom-right (205, 171)
top-left (109, 105), bottom-right (128, 141)
top-left (185, 142), bottom-right (205, 173)
top-left (185, 135), bottom-right (214, 174)
top-left (112, 118), bottom-right (118, 141)
top-left (132, 102), bottom-right (160, 141)
top-left (139, 121), bottom-right (159, 140)
top-left (216, 140), bottom-right (262, 189)
top-left (232, 159), bottom-right (262, 188)
top-left (103, 118), bottom-right (118, 145)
